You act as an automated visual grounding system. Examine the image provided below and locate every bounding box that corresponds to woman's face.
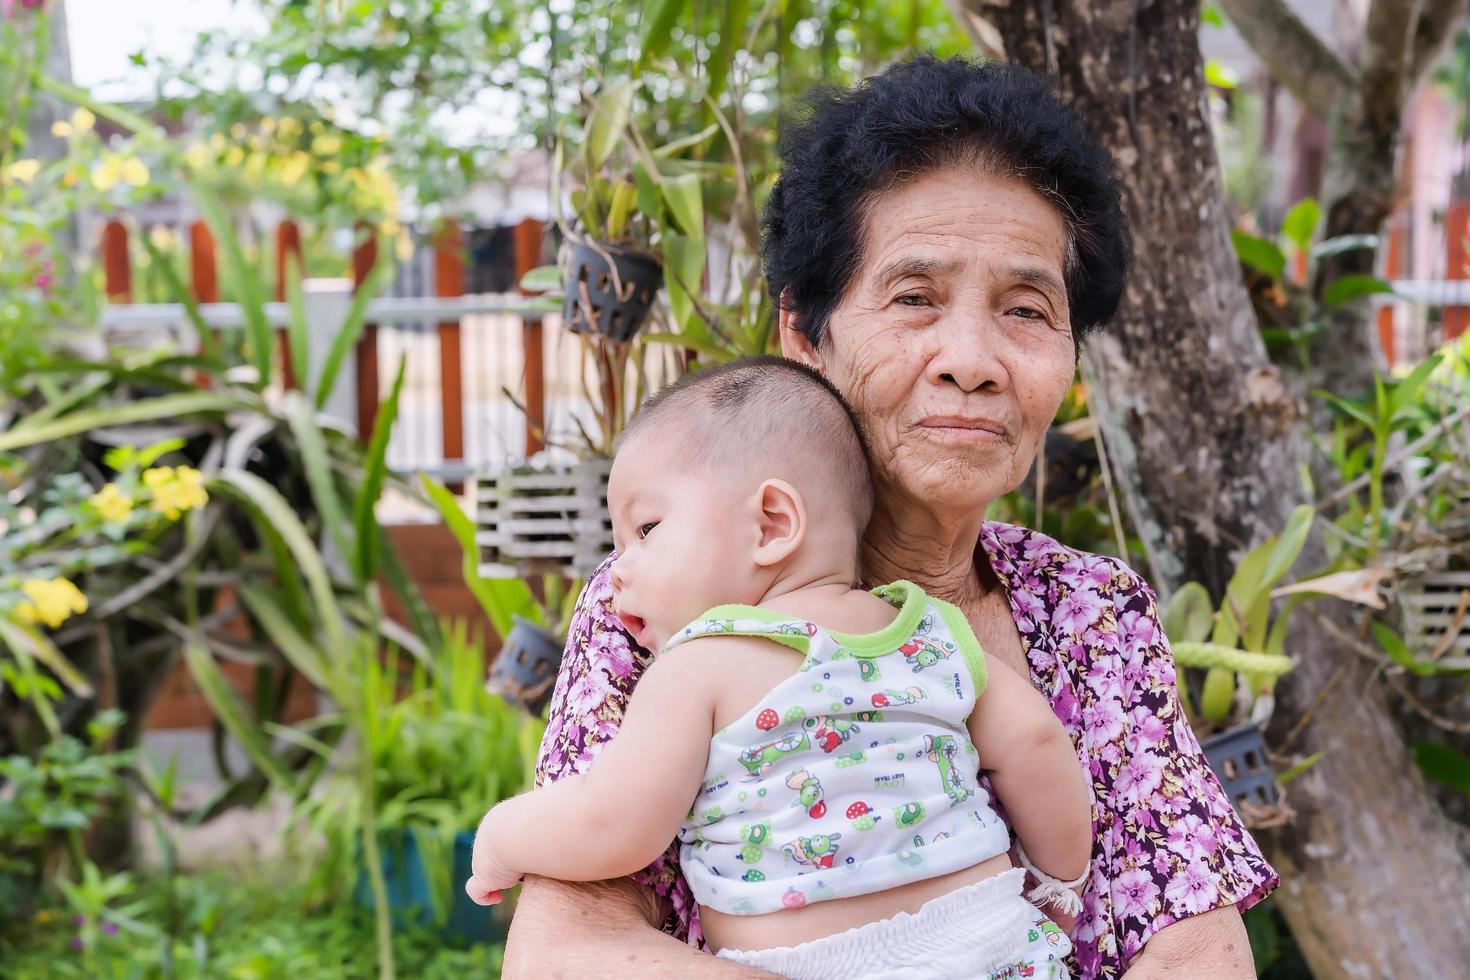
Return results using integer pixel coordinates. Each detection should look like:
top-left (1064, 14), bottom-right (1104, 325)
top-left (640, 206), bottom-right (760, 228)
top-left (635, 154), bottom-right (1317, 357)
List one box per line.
top-left (782, 166), bottom-right (1077, 518)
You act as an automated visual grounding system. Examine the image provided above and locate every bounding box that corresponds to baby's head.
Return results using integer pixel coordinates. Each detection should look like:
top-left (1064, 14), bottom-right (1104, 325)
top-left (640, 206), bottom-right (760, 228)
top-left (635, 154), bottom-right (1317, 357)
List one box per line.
top-left (607, 356), bottom-right (873, 651)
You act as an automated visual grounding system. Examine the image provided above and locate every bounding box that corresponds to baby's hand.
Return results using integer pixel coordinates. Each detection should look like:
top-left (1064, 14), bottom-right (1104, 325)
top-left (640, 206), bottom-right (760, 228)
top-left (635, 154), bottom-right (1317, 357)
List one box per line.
top-left (465, 807), bottom-right (520, 906)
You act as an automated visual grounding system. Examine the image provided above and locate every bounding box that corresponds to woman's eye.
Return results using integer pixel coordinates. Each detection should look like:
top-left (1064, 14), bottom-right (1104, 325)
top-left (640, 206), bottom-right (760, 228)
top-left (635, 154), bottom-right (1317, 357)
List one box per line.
top-left (896, 294), bottom-right (930, 307)
top-left (1007, 306), bottom-right (1045, 321)
top-left (637, 522), bottom-right (659, 539)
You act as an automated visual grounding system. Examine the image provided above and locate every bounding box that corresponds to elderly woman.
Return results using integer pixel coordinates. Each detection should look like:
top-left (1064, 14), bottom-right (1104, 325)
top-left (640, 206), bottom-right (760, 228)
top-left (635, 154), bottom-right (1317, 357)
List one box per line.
top-left (507, 57), bottom-right (1276, 979)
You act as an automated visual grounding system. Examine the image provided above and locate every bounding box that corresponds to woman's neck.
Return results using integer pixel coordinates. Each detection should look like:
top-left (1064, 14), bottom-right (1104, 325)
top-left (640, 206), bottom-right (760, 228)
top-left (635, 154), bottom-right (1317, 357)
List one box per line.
top-left (861, 492), bottom-right (989, 606)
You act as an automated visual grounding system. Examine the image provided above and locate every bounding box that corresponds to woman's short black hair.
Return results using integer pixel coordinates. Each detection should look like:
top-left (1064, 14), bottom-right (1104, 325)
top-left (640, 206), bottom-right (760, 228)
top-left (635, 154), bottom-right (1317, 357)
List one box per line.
top-left (761, 56), bottom-right (1129, 347)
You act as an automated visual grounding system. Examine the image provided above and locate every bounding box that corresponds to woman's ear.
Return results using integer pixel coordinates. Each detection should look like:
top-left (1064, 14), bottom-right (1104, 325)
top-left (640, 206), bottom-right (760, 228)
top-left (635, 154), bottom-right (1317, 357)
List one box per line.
top-left (778, 290), bottom-right (822, 372)
top-left (751, 478), bottom-right (806, 568)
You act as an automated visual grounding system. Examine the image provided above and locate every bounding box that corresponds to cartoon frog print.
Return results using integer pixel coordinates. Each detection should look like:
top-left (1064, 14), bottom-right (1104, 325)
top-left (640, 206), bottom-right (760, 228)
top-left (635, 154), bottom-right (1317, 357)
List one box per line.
top-left (922, 733), bottom-right (975, 805)
top-left (901, 635), bottom-right (956, 673)
top-left (738, 730), bottom-right (810, 778)
top-left (785, 769), bottom-right (827, 819)
top-left (870, 685), bottom-right (926, 708)
top-left (803, 712), bottom-right (882, 753)
top-left (781, 833), bottom-right (842, 870)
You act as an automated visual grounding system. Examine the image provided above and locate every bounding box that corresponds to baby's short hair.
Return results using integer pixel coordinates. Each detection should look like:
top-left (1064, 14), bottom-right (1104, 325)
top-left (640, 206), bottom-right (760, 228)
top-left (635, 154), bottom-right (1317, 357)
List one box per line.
top-left (619, 356), bottom-right (875, 533)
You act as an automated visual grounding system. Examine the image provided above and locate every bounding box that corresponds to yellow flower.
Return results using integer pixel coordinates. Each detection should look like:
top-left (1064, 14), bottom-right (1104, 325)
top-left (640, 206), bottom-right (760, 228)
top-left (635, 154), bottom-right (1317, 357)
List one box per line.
top-left (184, 141), bottom-right (211, 171)
top-left (5, 159), bottom-right (41, 183)
top-left (279, 151), bottom-right (310, 187)
top-left (71, 108), bottom-right (96, 134)
top-left (50, 119), bottom-right (70, 138)
top-left (311, 133), bottom-right (342, 156)
top-left (144, 466), bottom-right (209, 519)
top-left (120, 158), bottom-right (150, 187)
top-left (89, 483), bottom-right (135, 524)
top-left (91, 156), bottom-right (122, 191)
top-left (15, 578), bottom-right (88, 630)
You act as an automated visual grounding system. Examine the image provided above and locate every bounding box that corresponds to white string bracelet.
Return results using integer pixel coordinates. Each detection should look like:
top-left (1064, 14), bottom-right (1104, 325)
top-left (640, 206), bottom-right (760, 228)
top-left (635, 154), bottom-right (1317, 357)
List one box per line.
top-left (1016, 843), bottom-right (1087, 917)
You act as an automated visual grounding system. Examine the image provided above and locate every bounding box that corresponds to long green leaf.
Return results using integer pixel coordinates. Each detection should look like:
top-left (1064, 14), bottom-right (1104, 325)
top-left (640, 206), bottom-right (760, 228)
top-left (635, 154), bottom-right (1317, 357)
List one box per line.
top-left (420, 475), bottom-right (539, 639)
top-left (705, 0), bottom-right (751, 101)
top-left (283, 392), bottom-right (354, 576)
top-left (194, 183), bottom-right (273, 386)
top-left (211, 469), bottom-right (347, 656)
top-left (353, 357), bottom-right (407, 582)
top-left (1161, 581), bottom-right (1214, 644)
top-left (138, 228), bottom-right (223, 365)
top-left (661, 230), bottom-right (706, 333)
top-left (660, 171), bottom-right (704, 236)
top-left (636, 0), bottom-right (689, 72)
top-left (1323, 274), bottom-right (1393, 310)
top-left (238, 584), bottom-right (332, 693)
top-left (1414, 741), bottom-right (1470, 798)
top-left (315, 241), bottom-right (393, 409)
top-left (1231, 230), bottom-right (1286, 280)
top-left (584, 78), bottom-right (637, 175)
top-left (285, 256), bottom-right (311, 391)
top-left (182, 639), bottom-right (295, 791)
top-left (0, 616), bottom-right (93, 696)
top-left (0, 392), bottom-right (245, 452)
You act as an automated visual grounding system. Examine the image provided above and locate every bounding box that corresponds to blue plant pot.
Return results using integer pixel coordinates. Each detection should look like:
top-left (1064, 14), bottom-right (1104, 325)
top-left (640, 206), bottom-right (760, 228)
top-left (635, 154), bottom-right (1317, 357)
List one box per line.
top-left (354, 828), bottom-right (506, 945)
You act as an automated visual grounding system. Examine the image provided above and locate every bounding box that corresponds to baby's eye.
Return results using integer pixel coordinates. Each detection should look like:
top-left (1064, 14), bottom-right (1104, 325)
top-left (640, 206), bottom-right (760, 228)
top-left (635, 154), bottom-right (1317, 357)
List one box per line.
top-left (637, 522), bottom-right (659, 539)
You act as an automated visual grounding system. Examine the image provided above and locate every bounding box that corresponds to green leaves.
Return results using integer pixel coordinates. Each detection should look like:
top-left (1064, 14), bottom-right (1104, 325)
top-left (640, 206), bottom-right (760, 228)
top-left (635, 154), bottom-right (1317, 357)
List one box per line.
top-left (183, 639), bottom-right (296, 791)
top-left (1231, 230), bottom-right (1286, 280)
top-left (194, 183), bottom-right (273, 386)
top-left (0, 391), bottom-right (246, 452)
top-left (1414, 741), bottom-right (1470, 798)
top-left (583, 78), bottom-right (637, 176)
top-left (353, 357), bottom-right (407, 583)
top-left (636, 0), bottom-right (690, 73)
top-left (315, 239), bottom-right (393, 410)
top-left (1280, 199), bottom-right (1321, 255)
top-left (1322, 273), bottom-right (1393, 310)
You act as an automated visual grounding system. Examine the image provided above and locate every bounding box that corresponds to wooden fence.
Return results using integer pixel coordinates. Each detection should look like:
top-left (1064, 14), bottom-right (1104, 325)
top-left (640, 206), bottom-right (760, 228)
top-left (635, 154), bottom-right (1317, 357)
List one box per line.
top-left (97, 216), bottom-right (553, 476)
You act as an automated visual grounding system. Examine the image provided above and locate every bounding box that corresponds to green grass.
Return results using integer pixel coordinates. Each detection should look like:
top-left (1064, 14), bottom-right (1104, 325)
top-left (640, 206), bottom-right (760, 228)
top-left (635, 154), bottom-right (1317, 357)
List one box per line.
top-left (0, 866), bottom-right (503, 980)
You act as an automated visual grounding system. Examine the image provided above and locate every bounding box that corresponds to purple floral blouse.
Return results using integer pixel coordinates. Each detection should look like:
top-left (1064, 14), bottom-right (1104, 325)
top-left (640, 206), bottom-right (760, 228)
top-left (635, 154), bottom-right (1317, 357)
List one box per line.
top-left (534, 522), bottom-right (1278, 978)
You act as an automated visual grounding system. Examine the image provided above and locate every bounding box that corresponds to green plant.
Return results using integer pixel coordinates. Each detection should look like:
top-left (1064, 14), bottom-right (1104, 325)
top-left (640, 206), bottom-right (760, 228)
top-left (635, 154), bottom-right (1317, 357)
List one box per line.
top-left (290, 620), bottom-right (542, 927)
top-left (0, 709), bottom-right (131, 898)
top-left (1162, 506), bottom-right (1312, 730)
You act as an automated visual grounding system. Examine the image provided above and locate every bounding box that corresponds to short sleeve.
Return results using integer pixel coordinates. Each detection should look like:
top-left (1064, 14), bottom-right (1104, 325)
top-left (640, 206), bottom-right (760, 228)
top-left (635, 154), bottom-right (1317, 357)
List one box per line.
top-left (1092, 569), bottom-right (1279, 969)
top-left (534, 555), bottom-right (651, 786)
top-left (531, 554), bottom-right (705, 945)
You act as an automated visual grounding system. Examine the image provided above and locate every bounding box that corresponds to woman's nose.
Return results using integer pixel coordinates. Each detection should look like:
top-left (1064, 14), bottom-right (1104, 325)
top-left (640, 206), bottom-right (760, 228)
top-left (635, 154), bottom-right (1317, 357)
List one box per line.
top-left (931, 315), bottom-right (1008, 394)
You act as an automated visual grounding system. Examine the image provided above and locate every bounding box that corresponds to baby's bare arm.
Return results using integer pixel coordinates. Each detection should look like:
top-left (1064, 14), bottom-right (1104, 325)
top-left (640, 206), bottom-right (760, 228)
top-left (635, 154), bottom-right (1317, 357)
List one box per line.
top-left (968, 654), bottom-right (1091, 882)
top-left (475, 644), bottom-right (716, 887)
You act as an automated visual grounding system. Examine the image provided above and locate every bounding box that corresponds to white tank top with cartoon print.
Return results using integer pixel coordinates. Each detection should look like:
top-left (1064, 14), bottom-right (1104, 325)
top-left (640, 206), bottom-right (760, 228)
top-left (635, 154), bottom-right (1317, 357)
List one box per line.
top-left (669, 580), bottom-right (1012, 916)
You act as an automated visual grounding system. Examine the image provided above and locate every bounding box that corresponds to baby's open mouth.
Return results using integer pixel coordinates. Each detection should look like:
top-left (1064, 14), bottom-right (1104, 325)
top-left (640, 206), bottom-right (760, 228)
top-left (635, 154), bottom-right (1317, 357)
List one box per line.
top-left (617, 612), bottom-right (647, 643)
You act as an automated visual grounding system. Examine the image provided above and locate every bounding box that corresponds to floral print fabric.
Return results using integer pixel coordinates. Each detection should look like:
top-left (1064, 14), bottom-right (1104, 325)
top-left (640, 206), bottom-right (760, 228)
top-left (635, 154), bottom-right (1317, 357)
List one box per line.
top-left (534, 522), bottom-right (1279, 978)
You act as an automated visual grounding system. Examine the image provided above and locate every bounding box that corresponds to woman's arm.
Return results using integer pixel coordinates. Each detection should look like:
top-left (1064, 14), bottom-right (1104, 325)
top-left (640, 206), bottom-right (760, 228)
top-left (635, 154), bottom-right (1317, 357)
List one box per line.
top-left (503, 876), bottom-right (776, 979)
top-left (1121, 905), bottom-right (1255, 979)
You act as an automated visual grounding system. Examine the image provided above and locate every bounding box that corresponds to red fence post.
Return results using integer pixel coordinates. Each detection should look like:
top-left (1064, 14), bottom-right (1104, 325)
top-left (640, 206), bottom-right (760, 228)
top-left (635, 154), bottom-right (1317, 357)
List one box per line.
top-left (275, 220), bottom-right (303, 388)
top-left (1377, 213), bottom-right (1407, 367)
top-left (101, 220), bottom-right (132, 304)
top-left (434, 221), bottom-right (465, 480)
top-left (353, 223), bottom-right (381, 441)
top-left (189, 220), bottom-right (220, 377)
top-left (514, 219), bottom-right (546, 457)
top-left (1445, 200), bottom-right (1470, 342)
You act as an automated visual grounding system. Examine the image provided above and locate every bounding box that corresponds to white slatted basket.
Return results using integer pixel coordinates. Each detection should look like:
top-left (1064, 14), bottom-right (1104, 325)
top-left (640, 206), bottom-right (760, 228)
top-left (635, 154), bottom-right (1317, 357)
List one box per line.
top-left (1400, 570), bottom-right (1470, 657)
top-left (474, 458), bottom-right (613, 579)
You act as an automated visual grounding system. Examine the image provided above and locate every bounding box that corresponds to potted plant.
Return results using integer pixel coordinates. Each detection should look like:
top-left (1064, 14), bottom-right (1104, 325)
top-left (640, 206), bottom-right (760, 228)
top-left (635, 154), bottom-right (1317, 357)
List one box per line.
top-left (292, 620), bottom-right (542, 943)
top-left (1162, 506), bottom-right (1312, 822)
top-left (531, 77), bottom-right (720, 346)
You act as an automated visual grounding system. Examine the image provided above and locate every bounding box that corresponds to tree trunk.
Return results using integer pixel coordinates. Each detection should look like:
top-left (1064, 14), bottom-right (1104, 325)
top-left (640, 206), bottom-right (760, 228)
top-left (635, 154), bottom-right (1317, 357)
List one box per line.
top-left (958, 2), bottom-right (1470, 975)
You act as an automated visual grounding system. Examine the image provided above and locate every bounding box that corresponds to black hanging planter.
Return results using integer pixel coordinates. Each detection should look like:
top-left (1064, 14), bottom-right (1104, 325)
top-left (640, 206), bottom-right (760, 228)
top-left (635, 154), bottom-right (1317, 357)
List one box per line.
top-left (1200, 723), bottom-right (1281, 814)
top-left (488, 616), bottom-right (565, 715)
top-left (562, 240), bottom-right (662, 343)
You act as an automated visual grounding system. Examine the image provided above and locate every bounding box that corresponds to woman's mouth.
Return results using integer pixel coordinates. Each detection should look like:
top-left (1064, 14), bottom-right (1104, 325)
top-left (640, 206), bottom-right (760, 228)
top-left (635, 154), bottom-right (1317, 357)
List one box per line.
top-left (917, 415), bottom-right (1011, 444)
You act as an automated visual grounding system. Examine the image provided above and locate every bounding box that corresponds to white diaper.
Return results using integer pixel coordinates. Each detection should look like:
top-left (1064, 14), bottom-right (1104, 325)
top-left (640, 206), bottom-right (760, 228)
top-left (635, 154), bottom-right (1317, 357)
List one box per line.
top-left (713, 868), bottom-right (1071, 980)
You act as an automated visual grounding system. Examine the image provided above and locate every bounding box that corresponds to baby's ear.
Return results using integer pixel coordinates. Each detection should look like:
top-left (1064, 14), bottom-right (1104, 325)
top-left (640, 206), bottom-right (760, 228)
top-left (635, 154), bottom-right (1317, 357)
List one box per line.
top-left (753, 478), bottom-right (806, 567)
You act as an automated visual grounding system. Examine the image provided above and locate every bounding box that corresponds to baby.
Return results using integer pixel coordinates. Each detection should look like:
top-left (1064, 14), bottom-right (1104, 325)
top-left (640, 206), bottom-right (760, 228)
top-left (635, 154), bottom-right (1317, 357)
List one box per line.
top-left (467, 356), bottom-right (1091, 979)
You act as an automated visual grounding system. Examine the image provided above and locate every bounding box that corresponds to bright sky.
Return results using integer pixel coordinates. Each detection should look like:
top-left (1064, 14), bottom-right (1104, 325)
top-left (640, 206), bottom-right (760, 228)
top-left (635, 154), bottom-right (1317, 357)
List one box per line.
top-left (66, 0), bottom-right (265, 99)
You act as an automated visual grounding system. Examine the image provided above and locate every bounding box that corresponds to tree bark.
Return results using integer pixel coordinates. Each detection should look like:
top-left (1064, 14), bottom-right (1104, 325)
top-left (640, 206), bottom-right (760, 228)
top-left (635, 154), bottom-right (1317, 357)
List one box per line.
top-left (958, 2), bottom-right (1470, 976)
